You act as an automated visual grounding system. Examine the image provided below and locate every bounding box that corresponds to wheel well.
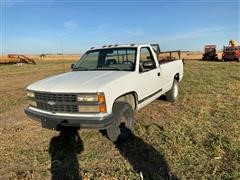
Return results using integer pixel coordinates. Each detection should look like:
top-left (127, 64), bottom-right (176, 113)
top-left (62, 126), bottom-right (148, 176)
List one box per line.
top-left (114, 92), bottom-right (138, 110)
top-left (174, 73), bottom-right (180, 81)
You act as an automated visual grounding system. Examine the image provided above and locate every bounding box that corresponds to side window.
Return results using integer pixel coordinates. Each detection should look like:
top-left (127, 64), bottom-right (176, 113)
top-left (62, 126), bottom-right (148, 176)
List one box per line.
top-left (103, 49), bottom-right (136, 71)
top-left (139, 47), bottom-right (156, 73)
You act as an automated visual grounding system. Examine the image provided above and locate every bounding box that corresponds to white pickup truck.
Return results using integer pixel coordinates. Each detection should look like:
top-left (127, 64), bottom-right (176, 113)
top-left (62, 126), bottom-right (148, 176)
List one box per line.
top-left (25, 44), bottom-right (183, 142)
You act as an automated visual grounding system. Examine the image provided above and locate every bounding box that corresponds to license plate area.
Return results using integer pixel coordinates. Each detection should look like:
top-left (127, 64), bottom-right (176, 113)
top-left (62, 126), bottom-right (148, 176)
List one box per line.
top-left (41, 117), bottom-right (58, 130)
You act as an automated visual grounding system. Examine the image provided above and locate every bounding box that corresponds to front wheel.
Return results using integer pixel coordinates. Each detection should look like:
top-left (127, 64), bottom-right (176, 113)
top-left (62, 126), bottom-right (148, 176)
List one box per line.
top-left (106, 102), bottom-right (134, 143)
top-left (166, 79), bottom-right (179, 102)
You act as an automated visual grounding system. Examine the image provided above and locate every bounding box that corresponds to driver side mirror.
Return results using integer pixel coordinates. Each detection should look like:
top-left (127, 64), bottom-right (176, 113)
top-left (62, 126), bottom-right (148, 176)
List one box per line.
top-left (71, 63), bottom-right (75, 69)
top-left (143, 61), bottom-right (155, 69)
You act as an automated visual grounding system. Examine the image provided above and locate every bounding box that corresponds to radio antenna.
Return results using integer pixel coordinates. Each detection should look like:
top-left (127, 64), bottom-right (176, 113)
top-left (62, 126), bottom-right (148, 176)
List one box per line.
top-left (61, 38), bottom-right (65, 72)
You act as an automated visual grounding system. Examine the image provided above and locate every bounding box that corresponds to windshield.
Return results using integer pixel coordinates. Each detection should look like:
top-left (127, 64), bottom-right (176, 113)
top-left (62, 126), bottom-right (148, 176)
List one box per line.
top-left (205, 48), bottom-right (216, 53)
top-left (225, 47), bottom-right (240, 52)
top-left (73, 48), bottom-right (137, 71)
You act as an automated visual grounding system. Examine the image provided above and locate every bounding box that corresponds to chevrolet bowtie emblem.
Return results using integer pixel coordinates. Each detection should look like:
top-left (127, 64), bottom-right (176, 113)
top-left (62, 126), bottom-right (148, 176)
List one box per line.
top-left (47, 101), bottom-right (56, 106)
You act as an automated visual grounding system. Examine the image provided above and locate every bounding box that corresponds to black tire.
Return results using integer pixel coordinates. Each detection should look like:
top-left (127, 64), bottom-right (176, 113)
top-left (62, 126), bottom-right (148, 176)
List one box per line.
top-left (106, 102), bottom-right (134, 143)
top-left (166, 79), bottom-right (179, 102)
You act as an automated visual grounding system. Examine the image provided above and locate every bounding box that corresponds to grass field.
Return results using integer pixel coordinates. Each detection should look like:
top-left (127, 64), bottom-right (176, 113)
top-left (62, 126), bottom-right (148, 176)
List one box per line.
top-left (0, 60), bottom-right (239, 179)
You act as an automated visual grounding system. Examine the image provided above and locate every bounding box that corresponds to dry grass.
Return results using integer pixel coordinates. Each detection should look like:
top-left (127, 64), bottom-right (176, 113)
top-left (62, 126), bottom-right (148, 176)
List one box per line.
top-left (0, 59), bottom-right (239, 179)
top-left (0, 51), bottom-right (223, 64)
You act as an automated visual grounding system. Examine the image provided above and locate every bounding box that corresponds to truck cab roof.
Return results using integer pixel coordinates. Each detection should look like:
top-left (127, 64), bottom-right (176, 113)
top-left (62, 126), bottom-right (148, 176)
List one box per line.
top-left (89, 44), bottom-right (157, 50)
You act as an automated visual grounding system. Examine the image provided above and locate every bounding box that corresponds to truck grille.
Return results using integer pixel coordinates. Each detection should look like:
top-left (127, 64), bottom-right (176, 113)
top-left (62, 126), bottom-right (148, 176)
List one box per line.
top-left (35, 93), bottom-right (76, 102)
top-left (35, 92), bottom-right (78, 113)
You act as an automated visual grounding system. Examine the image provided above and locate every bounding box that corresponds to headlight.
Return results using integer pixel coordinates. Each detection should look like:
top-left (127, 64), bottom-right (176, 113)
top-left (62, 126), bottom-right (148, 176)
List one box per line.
top-left (27, 91), bottom-right (35, 98)
top-left (78, 104), bottom-right (106, 113)
top-left (27, 90), bottom-right (36, 107)
top-left (77, 93), bottom-right (106, 113)
top-left (78, 105), bottom-right (100, 113)
top-left (77, 94), bottom-right (98, 102)
top-left (28, 100), bottom-right (37, 107)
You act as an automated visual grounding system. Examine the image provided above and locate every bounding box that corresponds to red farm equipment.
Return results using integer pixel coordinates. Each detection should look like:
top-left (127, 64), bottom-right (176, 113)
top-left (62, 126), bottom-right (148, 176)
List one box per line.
top-left (222, 40), bottom-right (240, 62)
top-left (202, 45), bottom-right (218, 61)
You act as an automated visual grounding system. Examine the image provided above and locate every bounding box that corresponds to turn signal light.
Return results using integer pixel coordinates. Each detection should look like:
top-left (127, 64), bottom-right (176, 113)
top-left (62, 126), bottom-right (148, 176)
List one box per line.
top-left (98, 94), bottom-right (105, 103)
top-left (99, 104), bottom-right (106, 113)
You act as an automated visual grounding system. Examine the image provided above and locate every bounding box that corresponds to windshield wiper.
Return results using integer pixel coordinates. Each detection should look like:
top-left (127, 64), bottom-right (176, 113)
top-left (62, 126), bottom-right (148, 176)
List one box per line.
top-left (73, 67), bottom-right (91, 71)
top-left (98, 67), bottom-right (121, 71)
top-left (100, 66), bottom-right (134, 71)
top-left (73, 66), bottom-right (131, 71)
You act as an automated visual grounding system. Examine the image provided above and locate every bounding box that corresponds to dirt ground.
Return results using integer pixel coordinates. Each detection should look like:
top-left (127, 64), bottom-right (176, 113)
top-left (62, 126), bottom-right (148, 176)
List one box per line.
top-left (0, 59), bottom-right (239, 179)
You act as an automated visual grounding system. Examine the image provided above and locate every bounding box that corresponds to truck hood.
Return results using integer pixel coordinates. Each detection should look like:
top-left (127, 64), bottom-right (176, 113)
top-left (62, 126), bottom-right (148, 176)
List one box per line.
top-left (27, 71), bottom-right (132, 93)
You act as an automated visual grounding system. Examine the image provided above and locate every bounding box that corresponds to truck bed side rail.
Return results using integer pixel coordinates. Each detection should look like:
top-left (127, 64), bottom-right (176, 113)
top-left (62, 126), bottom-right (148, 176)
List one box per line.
top-left (158, 50), bottom-right (181, 63)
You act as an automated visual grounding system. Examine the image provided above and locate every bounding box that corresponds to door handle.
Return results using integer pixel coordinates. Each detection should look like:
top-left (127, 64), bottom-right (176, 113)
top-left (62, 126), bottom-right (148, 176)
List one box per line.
top-left (157, 72), bottom-right (160, 76)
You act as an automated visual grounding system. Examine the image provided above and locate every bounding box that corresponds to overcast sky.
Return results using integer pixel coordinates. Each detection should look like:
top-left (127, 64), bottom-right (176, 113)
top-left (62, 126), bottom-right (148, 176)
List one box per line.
top-left (1, 0), bottom-right (239, 54)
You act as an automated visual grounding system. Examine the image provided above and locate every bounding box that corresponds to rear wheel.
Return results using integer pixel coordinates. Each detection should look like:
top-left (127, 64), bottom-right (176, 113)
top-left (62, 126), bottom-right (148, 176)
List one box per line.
top-left (166, 79), bottom-right (179, 102)
top-left (235, 58), bottom-right (240, 62)
top-left (106, 102), bottom-right (134, 143)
